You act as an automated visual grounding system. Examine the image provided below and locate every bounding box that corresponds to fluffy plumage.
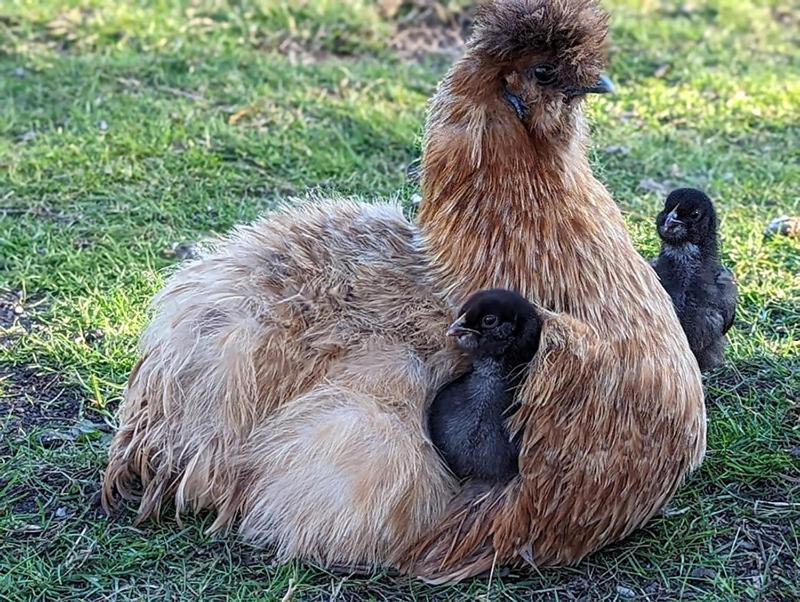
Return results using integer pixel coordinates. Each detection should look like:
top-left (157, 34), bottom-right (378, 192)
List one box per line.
top-left (103, 200), bottom-right (464, 566)
top-left (428, 289), bottom-right (542, 483)
top-left (103, 0), bottom-right (705, 582)
top-left (652, 188), bottom-right (737, 371)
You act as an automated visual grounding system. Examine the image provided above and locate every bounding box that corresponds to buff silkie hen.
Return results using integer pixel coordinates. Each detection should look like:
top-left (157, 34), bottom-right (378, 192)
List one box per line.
top-left (103, 0), bottom-right (706, 582)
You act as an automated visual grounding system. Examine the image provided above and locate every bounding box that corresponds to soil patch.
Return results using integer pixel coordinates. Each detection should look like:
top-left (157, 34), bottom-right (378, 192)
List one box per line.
top-left (704, 481), bottom-right (800, 600)
top-left (0, 366), bottom-right (85, 443)
top-left (383, 0), bottom-right (476, 61)
top-left (272, 1), bottom-right (477, 65)
top-left (706, 354), bottom-right (800, 403)
top-left (0, 289), bottom-right (46, 334)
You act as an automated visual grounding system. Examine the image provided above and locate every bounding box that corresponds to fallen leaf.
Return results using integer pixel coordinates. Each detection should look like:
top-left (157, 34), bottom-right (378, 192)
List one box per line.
top-left (38, 419), bottom-right (111, 448)
top-left (616, 584), bottom-right (636, 598)
top-left (690, 567), bottom-right (717, 580)
top-left (765, 216), bottom-right (800, 238)
top-left (229, 106), bottom-right (258, 125)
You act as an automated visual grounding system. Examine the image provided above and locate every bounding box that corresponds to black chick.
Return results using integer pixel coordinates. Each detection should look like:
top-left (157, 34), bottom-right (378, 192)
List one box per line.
top-left (428, 289), bottom-right (542, 484)
top-left (652, 188), bottom-right (738, 371)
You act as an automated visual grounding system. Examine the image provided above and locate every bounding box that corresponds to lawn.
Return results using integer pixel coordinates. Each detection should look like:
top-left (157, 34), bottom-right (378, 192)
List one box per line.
top-left (1, 0), bottom-right (798, 600)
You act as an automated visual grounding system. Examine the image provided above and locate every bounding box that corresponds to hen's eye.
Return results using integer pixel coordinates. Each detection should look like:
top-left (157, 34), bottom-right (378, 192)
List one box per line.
top-left (481, 314), bottom-right (499, 328)
top-left (532, 64), bottom-right (557, 85)
top-left (691, 210), bottom-right (701, 220)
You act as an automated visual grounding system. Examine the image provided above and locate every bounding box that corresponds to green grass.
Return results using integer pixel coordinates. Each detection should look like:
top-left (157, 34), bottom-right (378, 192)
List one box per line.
top-left (1, 0), bottom-right (798, 599)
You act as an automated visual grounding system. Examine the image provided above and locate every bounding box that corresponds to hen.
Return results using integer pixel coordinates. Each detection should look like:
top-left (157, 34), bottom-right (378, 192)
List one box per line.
top-left (103, 0), bottom-right (706, 581)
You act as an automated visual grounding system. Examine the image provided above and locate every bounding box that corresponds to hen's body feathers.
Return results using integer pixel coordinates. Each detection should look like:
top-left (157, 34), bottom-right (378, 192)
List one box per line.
top-left (104, 200), bottom-right (464, 565)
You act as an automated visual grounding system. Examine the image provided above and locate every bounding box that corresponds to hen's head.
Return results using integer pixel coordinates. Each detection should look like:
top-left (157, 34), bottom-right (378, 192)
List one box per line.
top-left (467, 0), bottom-right (611, 138)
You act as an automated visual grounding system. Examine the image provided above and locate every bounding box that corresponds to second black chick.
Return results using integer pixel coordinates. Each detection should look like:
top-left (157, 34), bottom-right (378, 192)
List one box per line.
top-left (428, 289), bottom-right (542, 484)
top-left (652, 188), bottom-right (738, 371)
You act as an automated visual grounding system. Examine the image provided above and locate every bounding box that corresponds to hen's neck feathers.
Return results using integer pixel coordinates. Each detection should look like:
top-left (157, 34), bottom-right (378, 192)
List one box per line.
top-left (418, 58), bottom-right (658, 334)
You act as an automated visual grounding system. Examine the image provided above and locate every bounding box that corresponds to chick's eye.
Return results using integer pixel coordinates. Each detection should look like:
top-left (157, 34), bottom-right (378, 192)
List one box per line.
top-left (691, 210), bottom-right (701, 219)
top-left (532, 64), bottom-right (557, 85)
top-left (481, 314), bottom-right (499, 328)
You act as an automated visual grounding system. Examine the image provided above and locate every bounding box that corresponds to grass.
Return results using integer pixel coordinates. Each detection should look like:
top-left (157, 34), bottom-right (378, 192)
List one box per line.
top-left (1, 0), bottom-right (798, 599)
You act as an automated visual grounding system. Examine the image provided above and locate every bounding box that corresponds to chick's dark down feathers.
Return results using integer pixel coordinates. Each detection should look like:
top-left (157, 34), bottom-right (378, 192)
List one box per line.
top-left (429, 289), bottom-right (542, 484)
top-left (652, 188), bottom-right (738, 371)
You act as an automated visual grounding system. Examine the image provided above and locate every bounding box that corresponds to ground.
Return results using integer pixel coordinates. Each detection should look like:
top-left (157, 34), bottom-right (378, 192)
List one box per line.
top-left (0, 0), bottom-right (798, 600)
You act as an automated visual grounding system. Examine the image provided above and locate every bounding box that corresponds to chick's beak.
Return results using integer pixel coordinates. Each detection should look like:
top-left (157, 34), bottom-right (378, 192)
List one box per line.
top-left (447, 315), bottom-right (479, 350)
top-left (659, 208), bottom-right (685, 239)
top-left (664, 208), bottom-right (682, 230)
top-left (665, 214), bottom-right (680, 229)
top-left (446, 315), bottom-right (471, 338)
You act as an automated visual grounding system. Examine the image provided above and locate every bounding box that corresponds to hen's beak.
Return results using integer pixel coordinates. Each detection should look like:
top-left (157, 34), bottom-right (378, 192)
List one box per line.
top-left (566, 74), bottom-right (615, 98)
top-left (502, 84), bottom-right (527, 120)
top-left (446, 314), bottom-right (472, 338)
top-left (584, 74), bottom-right (615, 94)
